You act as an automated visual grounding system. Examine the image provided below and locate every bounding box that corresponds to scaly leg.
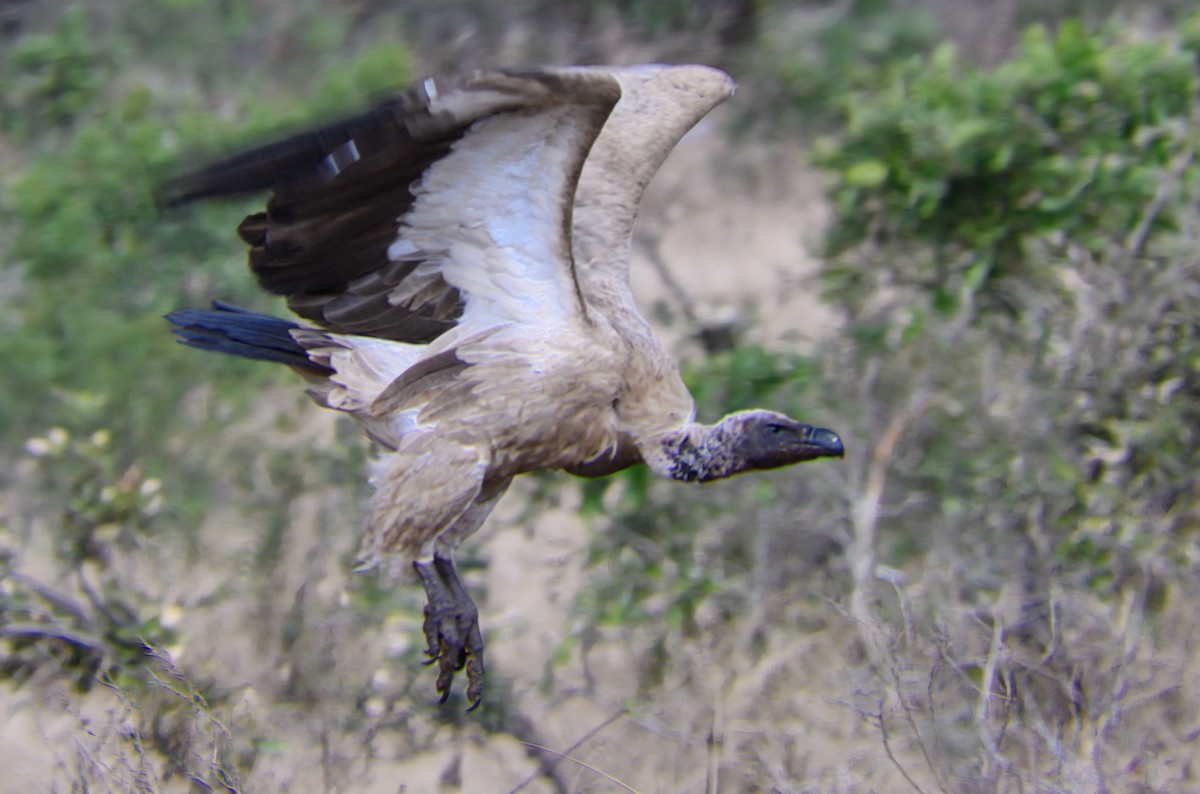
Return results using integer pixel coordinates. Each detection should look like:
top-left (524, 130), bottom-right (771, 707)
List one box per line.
top-left (411, 476), bottom-right (510, 709)
top-left (413, 553), bottom-right (486, 709)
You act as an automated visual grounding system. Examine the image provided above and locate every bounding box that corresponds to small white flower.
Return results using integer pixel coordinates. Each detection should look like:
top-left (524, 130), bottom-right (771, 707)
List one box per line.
top-left (363, 696), bottom-right (387, 719)
top-left (161, 603), bottom-right (184, 629)
top-left (370, 668), bottom-right (392, 691)
top-left (24, 438), bottom-right (51, 457)
top-left (386, 634), bottom-right (411, 657)
top-left (144, 494), bottom-right (163, 516)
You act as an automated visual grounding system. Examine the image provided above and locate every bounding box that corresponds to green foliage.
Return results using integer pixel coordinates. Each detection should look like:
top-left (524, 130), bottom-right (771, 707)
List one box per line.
top-left (681, 343), bottom-right (816, 413)
top-left (814, 18), bottom-right (1200, 315)
top-left (608, 0), bottom-right (719, 36)
top-left (0, 0), bottom-right (417, 723)
top-left (743, 0), bottom-right (938, 133)
top-left (0, 6), bottom-right (415, 467)
top-left (1, 90), bottom-right (261, 455)
top-left (768, 14), bottom-right (1200, 781)
top-left (0, 6), bottom-right (105, 136)
top-left (803, 13), bottom-right (1200, 599)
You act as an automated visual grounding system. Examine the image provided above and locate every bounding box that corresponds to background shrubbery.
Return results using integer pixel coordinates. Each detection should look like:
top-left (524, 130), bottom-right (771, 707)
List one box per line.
top-left (2, 1), bottom-right (1199, 791)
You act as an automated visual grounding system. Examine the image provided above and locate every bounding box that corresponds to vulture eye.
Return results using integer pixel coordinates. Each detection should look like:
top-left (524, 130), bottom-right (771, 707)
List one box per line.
top-left (767, 423), bottom-right (788, 435)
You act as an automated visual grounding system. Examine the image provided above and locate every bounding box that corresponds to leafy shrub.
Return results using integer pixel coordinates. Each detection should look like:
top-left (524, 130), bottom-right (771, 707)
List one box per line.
top-left (0, 6), bottom-right (105, 136)
top-left (814, 18), bottom-right (1200, 316)
top-left (741, 0), bottom-right (938, 134)
top-left (809, 15), bottom-right (1200, 580)
top-left (782, 13), bottom-right (1200, 786)
top-left (558, 12), bottom-right (1200, 789)
top-left (0, 6), bottom-right (416, 465)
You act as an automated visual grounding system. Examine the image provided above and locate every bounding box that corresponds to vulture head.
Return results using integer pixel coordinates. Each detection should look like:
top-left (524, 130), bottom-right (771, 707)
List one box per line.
top-left (717, 410), bottom-right (844, 475)
top-left (659, 410), bottom-right (844, 483)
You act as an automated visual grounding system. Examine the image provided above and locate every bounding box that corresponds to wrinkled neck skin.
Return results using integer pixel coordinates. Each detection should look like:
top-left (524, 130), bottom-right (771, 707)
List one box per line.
top-left (641, 420), bottom-right (748, 483)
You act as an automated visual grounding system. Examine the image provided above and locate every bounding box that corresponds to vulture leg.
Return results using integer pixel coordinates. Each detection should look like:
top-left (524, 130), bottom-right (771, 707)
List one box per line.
top-left (412, 477), bottom-right (511, 709)
top-left (413, 554), bottom-right (485, 708)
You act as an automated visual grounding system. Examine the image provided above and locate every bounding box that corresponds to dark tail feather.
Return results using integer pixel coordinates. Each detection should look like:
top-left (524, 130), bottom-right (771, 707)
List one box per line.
top-left (166, 301), bottom-right (333, 375)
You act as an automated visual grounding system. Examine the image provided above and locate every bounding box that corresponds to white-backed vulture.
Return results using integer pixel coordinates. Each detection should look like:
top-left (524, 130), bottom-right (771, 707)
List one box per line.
top-left (165, 64), bottom-right (844, 709)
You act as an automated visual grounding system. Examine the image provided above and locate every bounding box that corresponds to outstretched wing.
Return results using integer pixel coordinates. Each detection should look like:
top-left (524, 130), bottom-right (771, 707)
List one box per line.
top-left (570, 65), bottom-right (735, 315)
top-left (163, 68), bottom-right (622, 342)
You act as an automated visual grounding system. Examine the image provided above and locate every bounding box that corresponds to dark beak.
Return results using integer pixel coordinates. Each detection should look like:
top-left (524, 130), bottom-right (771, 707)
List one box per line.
top-left (803, 426), bottom-right (845, 459)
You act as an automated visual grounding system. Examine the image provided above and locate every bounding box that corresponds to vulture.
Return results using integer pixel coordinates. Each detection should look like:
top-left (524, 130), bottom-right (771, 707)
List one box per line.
top-left (164, 64), bottom-right (844, 709)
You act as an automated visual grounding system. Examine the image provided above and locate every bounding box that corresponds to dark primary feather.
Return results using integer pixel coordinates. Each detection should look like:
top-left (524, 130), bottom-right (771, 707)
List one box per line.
top-left (160, 70), bottom-right (622, 345)
top-left (161, 91), bottom-right (468, 339)
top-left (166, 301), bottom-right (333, 374)
top-left (157, 99), bottom-right (425, 206)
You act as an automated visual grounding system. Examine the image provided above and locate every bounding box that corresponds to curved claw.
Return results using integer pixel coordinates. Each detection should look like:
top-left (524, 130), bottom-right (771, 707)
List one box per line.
top-left (414, 556), bottom-right (486, 709)
top-left (464, 654), bottom-right (485, 711)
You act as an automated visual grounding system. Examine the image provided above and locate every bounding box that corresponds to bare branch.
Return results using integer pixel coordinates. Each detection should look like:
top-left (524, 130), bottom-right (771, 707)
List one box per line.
top-left (874, 699), bottom-right (928, 794)
top-left (508, 708), bottom-right (626, 794)
top-left (514, 740), bottom-right (642, 794)
top-left (0, 622), bottom-right (104, 651)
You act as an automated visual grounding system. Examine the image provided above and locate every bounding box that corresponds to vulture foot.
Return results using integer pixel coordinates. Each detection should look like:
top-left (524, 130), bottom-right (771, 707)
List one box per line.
top-left (413, 555), bottom-right (485, 710)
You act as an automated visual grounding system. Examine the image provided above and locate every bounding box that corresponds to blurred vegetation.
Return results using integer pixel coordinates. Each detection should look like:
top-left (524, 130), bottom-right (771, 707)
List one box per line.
top-left (807, 15), bottom-right (1200, 590)
top-left (556, 3), bottom-right (1200, 789)
top-left (741, 0), bottom-right (940, 134)
top-left (2, 0), bottom-right (1200, 791)
top-left (814, 18), bottom-right (1198, 316)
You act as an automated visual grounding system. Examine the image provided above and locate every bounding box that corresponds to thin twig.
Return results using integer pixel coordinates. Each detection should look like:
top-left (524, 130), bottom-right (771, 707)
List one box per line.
top-left (515, 740), bottom-right (642, 794)
top-left (706, 690), bottom-right (723, 794)
top-left (1124, 149), bottom-right (1194, 260)
top-left (0, 622), bottom-right (104, 651)
top-left (633, 228), bottom-right (701, 327)
top-left (847, 392), bottom-right (946, 794)
top-left (9, 571), bottom-right (95, 627)
top-left (975, 614), bottom-right (1016, 776)
top-left (848, 391), bottom-right (936, 653)
top-left (508, 709), bottom-right (626, 794)
top-left (891, 664), bottom-right (949, 794)
top-left (555, 686), bottom-right (709, 748)
top-left (876, 699), bottom-right (928, 794)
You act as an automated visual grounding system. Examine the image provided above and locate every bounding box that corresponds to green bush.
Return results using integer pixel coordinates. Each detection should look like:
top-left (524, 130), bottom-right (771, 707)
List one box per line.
top-left (809, 14), bottom-right (1200, 575)
top-left (783, 16), bottom-right (1200, 783)
top-left (557, 15), bottom-right (1200, 786)
top-left (743, 0), bottom-right (938, 134)
top-left (0, 6), bottom-right (105, 136)
top-left (0, 7), bottom-right (415, 460)
top-left (814, 19), bottom-right (1200, 316)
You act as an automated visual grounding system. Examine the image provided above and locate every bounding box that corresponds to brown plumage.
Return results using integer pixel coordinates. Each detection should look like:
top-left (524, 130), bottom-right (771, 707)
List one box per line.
top-left (165, 65), bottom-right (844, 708)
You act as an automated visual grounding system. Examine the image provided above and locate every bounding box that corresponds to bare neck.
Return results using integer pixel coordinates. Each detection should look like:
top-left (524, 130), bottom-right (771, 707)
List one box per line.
top-left (641, 423), bottom-right (745, 483)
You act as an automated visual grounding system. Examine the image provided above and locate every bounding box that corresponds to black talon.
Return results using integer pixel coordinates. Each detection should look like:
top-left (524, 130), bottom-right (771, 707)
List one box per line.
top-left (412, 555), bottom-right (486, 708)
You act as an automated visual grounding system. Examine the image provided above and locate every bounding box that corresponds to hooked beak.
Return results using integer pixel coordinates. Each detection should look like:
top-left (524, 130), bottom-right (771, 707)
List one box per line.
top-left (802, 425), bottom-right (845, 460)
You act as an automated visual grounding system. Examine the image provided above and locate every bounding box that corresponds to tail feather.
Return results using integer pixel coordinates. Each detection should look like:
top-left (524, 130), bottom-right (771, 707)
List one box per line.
top-left (166, 302), bottom-right (333, 375)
